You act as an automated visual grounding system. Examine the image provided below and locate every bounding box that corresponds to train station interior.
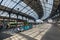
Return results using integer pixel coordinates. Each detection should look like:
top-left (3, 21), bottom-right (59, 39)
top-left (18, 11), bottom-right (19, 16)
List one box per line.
top-left (0, 0), bottom-right (60, 40)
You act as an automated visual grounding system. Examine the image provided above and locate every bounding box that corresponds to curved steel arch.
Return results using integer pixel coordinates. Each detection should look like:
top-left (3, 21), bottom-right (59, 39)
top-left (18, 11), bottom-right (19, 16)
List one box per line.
top-left (0, 5), bottom-right (35, 20)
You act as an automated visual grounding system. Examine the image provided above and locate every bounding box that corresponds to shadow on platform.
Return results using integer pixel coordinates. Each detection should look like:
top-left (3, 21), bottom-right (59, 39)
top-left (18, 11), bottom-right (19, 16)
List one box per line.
top-left (41, 23), bottom-right (60, 40)
top-left (17, 33), bottom-right (37, 40)
top-left (0, 33), bottom-right (12, 40)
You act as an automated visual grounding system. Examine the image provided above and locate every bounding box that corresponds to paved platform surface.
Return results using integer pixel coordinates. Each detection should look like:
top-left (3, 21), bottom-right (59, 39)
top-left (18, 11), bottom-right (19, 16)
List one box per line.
top-left (0, 23), bottom-right (52, 40)
top-left (41, 23), bottom-right (60, 40)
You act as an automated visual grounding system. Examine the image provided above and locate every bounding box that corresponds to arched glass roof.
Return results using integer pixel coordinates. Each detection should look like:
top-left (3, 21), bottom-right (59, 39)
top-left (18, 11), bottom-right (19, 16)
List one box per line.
top-left (40, 0), bottom-right (54, 20)
top-left (0, 0), bottom-right (39, 19)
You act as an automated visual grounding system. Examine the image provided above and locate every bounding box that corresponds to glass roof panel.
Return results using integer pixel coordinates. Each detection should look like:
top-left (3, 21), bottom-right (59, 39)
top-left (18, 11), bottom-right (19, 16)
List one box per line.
top-left (10, 14), bottom-right (17, 18)
top-left (14, 4), bottom-right (24, 11)
top-left (21, 8), bottom-right (28, 13)
top-left (30, 10), bottom-right (33, 13)
top-left (26, 11), bottom-right (31, 14)
top-left (1, 0), bottom-right (39, 19)
top-left (26, 6), bottom-right (31, 10)
top-left (0, 0), bottom-right (2, 2)
top-left (0, 12), bottom-right (9, 17)
top-left (0, 11), bottom-right (3, 15)
top-left (18, 15), bottom-right (22, 19)
top-left (4, 0), bottom-right (11, 6)
top-left (26, 9), bottom-right (33, 14)
top-left (23, 17), bottom-right (26, 20)
top-left (1, 0), bottom-right (7, 5)
top-left (40, 0), bottom-right (53, 20)
top-left (12, 0), bottom-right (20, 3)
top-left (8, 1), bottom-right (17, 8)
top-left (19, 2), bottom-right (27, 7)
top-left (29, 13), bottom-right (34, 16)
top-left (1, 0), bottom-right (17, 8)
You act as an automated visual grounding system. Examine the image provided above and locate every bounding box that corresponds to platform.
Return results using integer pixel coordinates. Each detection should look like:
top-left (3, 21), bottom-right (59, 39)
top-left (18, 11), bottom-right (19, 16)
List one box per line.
top-left (0, 23), bottom-right (52, 40)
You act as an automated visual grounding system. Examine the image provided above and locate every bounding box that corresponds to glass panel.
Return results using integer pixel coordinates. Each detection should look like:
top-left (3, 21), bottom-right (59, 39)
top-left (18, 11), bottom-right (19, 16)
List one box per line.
top-left (26, 9), bottom-right (33, 14)
top-left (6, 14), bottom-right (9, 17)
top-left (8, 1), bottom-right (17, 8)
top-left (1, 0), bottom-right (7, 5)
top-left (10, 14), bottom-right (14, 18)
top-left (5, 12), bottom-right (9, 17)
top-left (1, 0), bottom-right (38, 19)
top-left (12, 0), bottom-right (20, 3)
top-left (14, 4), bottom-right (24, 11)
top-left (0, 0), bottom-right (2, 3)
top-left (4, 0), bottom-right (11, 6)
top-left (26, 6), bottom-right (31, 10)
top-left (19, 2), bottom-right (27, 7)
top-left (21, 8), bottom-right (28, 13)
top-left (11, 13), bottom-right (13, 16)
top-left (1, 12), bottom-right (9, 17)
top-left (10, 14), bottom-right (17, 18)
top-left (26, 11), bottom-right (31, 14)
top-left (14, 14), bottom-right (17, 18)
top-left (18, 15), bottom-right (22, 19)
top-left (23, 17), bottom-right (26, 20)
top-left (0, 11), bottom-right (3, 15)
top-left (29, 13), bottom-right (34, 16)
top-left (1, 0), bottom-right (17, 8)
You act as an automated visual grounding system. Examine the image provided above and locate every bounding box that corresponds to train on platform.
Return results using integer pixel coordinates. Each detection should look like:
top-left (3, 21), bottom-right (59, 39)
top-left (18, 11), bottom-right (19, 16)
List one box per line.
top-left (0, 18), bottom-right (33, 32)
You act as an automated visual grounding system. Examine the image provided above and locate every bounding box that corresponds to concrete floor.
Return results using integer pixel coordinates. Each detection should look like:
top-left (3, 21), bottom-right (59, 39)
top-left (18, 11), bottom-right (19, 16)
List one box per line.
top-left (41, 23), bottom-right (60, 40)
top-left (0, 23), bottom-right (60, 40)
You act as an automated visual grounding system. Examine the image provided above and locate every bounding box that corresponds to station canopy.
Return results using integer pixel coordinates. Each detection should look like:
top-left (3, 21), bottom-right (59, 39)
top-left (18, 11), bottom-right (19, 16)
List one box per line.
top-left (0, 0), bottom-right (39, 20)
top-left (0, 0), bottom-right (60, 22)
